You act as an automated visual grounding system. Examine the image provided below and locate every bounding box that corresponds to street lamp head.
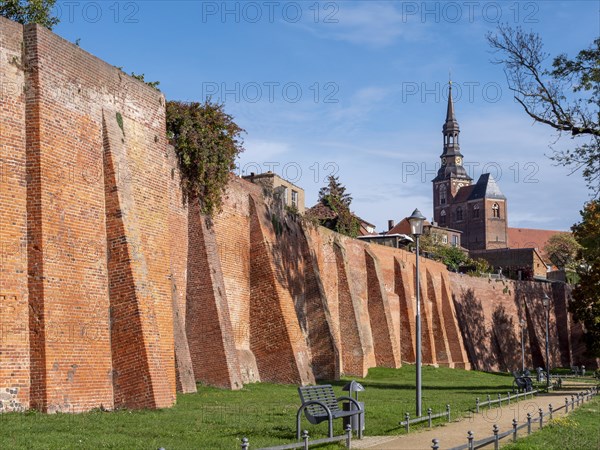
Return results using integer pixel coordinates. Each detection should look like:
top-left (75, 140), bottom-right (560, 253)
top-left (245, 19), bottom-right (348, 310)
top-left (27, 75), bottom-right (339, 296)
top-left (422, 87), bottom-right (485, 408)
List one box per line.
top-left (408, 208), bottom-right (426, 236)
top-left (542, 293), bottom-right (550, 309)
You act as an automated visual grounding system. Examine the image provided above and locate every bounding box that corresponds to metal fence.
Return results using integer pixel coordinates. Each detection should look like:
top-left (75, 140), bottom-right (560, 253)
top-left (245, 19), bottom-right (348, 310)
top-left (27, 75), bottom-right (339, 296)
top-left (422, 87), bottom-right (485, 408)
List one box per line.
top-left (474, 389), bottom-right (538, 413)
top-left (400, 405), bottom-right (451, 432)
top-left (241, 424), bottom-right (353, 450)
top-left (425, 386), bottom-right (599, 450)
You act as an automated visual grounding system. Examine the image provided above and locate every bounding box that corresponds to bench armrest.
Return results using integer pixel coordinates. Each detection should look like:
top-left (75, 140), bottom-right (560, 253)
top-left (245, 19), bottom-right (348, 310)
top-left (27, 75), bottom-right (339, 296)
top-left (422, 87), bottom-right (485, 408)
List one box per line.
top-left (297, 400), bottom-right (333, 439)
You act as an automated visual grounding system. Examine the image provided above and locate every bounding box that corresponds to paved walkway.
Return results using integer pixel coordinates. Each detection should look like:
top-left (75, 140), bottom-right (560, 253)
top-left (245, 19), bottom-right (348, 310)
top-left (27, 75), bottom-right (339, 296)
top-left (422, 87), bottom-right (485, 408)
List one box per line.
top-left (352, 388), bottom-right (591, 449)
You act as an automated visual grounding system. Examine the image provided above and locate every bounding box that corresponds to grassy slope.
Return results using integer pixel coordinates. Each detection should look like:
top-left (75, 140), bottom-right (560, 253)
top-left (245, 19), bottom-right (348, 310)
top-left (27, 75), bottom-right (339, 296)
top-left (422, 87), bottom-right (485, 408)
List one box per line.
top-left (0, 366), bottom-right (527, 449)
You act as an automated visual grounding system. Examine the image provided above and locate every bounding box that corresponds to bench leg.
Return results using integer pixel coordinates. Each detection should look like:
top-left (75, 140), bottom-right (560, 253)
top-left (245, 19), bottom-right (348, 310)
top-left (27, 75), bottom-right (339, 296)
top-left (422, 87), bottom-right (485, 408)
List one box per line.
top-left (328, 417), bottom-right (334, 438)
top-left (358, 412), bottom-right (363, 439)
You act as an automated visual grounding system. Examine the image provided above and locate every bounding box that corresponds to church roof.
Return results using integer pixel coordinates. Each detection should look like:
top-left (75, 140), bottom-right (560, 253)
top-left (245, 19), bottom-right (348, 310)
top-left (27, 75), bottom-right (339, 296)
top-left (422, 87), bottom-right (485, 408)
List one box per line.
top-left (468, 173), bottom-right (506, 200)
top-left (453, 185), bottom-right (475, 203)
top-left (508, 227), bottom-right (568, 258)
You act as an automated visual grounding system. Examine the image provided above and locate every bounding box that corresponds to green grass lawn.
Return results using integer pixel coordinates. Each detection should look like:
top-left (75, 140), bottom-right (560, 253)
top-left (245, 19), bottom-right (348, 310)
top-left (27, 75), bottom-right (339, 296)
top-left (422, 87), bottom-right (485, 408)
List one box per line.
top-left (0, 366), bottom-right (530, 449)
top-left (502, 396), bottom-right (600, 450)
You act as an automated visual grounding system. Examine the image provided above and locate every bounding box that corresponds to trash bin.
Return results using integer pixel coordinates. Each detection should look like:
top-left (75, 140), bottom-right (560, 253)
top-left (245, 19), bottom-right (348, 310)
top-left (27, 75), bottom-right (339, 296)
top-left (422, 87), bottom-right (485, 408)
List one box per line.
top-left (342, 380), bottom-right (365, 432)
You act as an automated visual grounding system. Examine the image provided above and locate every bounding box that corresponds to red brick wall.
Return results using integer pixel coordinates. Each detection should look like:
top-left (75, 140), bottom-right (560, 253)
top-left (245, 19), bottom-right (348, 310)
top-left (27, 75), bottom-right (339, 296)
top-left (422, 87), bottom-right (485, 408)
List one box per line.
top-left (0, 19), bottom-right (178, 412)
top-left (0, 17), bottom-right (29, 412)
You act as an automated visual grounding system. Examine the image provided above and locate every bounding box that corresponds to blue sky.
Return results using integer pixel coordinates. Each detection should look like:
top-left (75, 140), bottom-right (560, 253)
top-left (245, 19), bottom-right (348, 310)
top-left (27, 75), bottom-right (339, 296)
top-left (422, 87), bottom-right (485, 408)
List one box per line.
top-left (53, 1), bottom-right (599, 232)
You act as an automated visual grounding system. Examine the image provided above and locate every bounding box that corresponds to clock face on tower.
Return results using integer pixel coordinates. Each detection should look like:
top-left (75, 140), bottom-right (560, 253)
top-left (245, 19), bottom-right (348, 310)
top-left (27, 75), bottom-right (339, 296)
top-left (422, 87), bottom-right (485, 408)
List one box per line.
top-left (455, 156), bottom-right (462, 165)
top-left (442, 157), bottom-right (447, 165)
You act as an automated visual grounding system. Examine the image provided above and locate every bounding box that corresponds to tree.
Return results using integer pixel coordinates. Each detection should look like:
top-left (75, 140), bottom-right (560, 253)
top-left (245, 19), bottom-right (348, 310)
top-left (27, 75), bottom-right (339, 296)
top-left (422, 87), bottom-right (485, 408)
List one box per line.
top-left (0, 0), bottom-right (59, 29)
top-left (570, 200), bottom-right (600, 357)
top-left (309, 175), bottom-right (360, 237)
top-left (318, 175), bottom-right (352, 208)
top-left (166, 100), bottom-right (245, 216)
top-left (544, 233), bottom-right (582, 270)
top-left (487, 25), bottom-right (600, 195)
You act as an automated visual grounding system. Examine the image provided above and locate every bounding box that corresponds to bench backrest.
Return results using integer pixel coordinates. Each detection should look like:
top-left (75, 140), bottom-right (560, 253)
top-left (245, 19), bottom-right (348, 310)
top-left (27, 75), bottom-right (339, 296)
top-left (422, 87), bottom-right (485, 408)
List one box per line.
top-left (298, 385), bottom-right (340, 418)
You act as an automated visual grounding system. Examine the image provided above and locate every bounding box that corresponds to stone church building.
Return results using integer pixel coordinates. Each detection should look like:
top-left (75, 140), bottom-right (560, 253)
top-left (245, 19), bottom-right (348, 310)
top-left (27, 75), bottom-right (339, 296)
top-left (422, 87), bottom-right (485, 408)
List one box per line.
top-left (432, 83), bottom-right (508, 251)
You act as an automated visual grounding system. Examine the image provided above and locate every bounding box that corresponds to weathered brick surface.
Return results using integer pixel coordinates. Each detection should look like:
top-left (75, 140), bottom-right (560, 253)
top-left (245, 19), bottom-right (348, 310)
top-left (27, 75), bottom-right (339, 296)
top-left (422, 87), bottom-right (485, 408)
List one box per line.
top-left (448, 273), bottom-right (598, 372)
top-left (248, 196), bottom-right (314, 384)
top-left (186, 198), bottom-right (243, 389)
top-left (0, 19), bottom-right (177, 412)
top-left (0, 17), bottom-right (29, 412)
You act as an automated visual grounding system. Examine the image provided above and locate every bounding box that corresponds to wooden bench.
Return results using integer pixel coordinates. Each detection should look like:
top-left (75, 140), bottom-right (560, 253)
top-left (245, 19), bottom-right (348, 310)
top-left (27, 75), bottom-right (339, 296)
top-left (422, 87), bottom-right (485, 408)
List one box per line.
top-left (297, 385), bottom-right (363, 439)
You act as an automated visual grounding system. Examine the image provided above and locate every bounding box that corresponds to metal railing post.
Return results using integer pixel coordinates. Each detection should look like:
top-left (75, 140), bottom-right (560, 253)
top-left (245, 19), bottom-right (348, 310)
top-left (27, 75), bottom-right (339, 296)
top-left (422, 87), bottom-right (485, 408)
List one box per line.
top-left (565, 397), bottom-right (569, 413)
top-left (549, 404), bottom-right (553, 420)
top-left (447, 404), bottom-right (451, 422)
top-left (571, 394), bottom-right (575, 408)
top-left (512, 418), bottom-right (518, 442)
top-left (498, 393), bottom-right (502, 407)
top-left (302, 430), bottom-right (309, 450)
top-left (487, 394), bottom-right (491, 410)
top-left (538, 408), bottom-right (543, 429)
top-left (432, 438), bottom-right (440, 450)
top-left (507, 392), bottom-right (511, 405)
top-left (526, 413), bottom-right (531, 435)
top-left (345, 424), bottom-right (352, 449)
top-left (428, 408), bottom-right (432, 428)
top-left (467, 431), bottom-right (474, 450)
top-left (476, 398), bottom-right (480, 414)
top-left (404, 412), bottom-right (410, 433)
top-left (241, 437), bottom-right (249, 450)
top-left (493, 424), bottom-right (499, 450)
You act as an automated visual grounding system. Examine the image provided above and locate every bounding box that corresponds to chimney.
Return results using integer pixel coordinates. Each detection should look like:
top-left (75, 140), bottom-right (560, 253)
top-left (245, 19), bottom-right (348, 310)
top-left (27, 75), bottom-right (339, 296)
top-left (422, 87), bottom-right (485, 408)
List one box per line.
top-left (388, 220), bottom-right (395, 231)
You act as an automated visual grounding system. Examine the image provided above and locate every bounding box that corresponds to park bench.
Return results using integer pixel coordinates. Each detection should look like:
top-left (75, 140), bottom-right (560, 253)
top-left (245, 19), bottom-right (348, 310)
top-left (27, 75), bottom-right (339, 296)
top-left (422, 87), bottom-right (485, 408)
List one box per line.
top-left (512, 370), bottom-right (533, 393)
top-left (296, 384), bottom-right (363, 440)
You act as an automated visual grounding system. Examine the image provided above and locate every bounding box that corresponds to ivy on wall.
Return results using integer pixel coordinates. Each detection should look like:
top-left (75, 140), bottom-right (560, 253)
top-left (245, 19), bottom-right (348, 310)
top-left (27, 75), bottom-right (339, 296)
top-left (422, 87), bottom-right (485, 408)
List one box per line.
top-left (166, 100), bottom-right (245, 216)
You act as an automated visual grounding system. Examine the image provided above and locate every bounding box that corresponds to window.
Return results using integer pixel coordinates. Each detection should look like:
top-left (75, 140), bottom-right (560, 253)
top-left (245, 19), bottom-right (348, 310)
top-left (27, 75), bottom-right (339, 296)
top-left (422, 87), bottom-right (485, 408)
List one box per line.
top-left (440, 210), bottom-right (446, 225)
top-left (473, 204), bottom-right (480, 218)
top-left (456, 206), bottom-right (463, 221)
top-left (439, 185), bottom-right (447, 205)
top-left (442, 234), bottom-right (448, 244)
top-left (492, 203), bottom-right (500, 218)
top-left (282, 186), bottom-right (288, 205)
top-left (452, 235), bottom-right (459, 247)
top-left (291, 190), bottom-right (298, 208)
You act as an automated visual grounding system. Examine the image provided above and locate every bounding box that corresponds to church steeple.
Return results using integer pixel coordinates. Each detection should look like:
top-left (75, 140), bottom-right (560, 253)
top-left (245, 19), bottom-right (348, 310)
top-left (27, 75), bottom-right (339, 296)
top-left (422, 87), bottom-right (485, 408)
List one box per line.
top-left (443, 81), bottom-right (460, 153)
top-left (433, 80), bottom-right (472, 184)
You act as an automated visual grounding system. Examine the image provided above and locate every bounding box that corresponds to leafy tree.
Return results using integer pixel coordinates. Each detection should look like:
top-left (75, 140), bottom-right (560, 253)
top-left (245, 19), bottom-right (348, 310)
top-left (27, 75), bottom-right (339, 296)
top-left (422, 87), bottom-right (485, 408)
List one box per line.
top-left (310, 175), bottom-right (360, 237)
top-left (0, 0), bottom-right (59, 29)
top-left (487, 25), bottom-right (600, 195)
top-left (318, 175), bottom-right (353, 208)
top-left (570, 200), bottom-right (600, 356)
top-left (166, 100), bottom-right (245, 216)
top-left (418, 233), bottom-right (471, 272)
top-left (544, 232), bottom-right (582, 270)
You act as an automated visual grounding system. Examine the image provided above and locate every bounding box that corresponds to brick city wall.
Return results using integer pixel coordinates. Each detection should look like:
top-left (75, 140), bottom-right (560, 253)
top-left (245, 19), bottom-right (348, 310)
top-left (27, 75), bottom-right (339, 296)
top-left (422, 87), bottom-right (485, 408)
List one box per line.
top-left (0, 18), bottom-right (176, 412)
top-left (0, 18), bottom-right (595, 413)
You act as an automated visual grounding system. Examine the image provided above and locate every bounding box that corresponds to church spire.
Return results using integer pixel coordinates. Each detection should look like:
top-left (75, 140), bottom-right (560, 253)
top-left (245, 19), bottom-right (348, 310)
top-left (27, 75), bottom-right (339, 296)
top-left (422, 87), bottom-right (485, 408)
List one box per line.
top-left (433, 79), bottom-right (472, 183)
top-left (444, 80), bottom-right (459, 132)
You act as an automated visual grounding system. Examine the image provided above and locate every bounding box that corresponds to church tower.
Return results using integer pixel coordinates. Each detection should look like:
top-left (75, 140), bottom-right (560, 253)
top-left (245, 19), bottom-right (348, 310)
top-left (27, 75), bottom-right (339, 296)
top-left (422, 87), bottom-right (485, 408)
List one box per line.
top-left (432, 81), bottom-right (472, 227)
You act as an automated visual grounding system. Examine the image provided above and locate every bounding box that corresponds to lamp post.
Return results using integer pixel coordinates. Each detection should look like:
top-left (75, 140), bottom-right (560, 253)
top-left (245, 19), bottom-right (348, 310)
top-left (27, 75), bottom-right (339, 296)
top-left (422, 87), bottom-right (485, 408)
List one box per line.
top-left (408, 208), bottom-right (425, 417)
top-left (542, 294), bottom-right (550, 389)
top-left (520, 319), bottom-right (526, 373)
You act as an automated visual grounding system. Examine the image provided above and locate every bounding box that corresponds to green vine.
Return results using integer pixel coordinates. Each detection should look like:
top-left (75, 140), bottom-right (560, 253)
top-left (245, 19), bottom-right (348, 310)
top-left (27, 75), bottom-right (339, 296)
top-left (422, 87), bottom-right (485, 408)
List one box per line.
top-left (166, 100), bottom-right (245, 216)
top-left (116, 112), bottom-right (124, 135)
